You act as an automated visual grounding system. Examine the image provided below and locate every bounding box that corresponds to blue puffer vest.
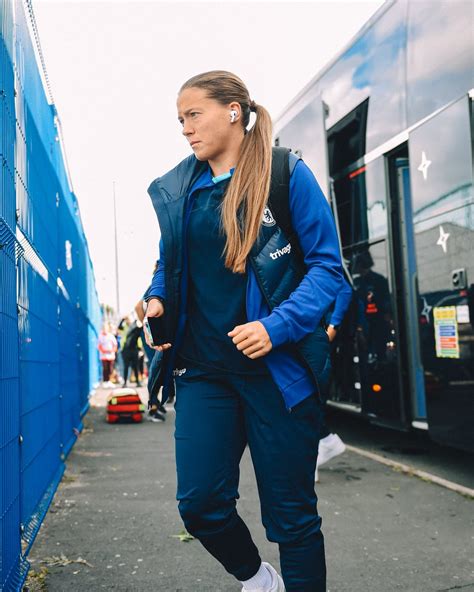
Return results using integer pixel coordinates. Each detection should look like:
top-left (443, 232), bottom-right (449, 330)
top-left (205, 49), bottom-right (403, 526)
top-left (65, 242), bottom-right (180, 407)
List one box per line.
top-left (147, 148), bottom-right (331, 407)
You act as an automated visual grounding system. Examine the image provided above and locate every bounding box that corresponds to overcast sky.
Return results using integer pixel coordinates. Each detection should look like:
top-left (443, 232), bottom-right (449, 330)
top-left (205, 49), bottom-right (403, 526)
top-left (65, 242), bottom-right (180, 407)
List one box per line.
top-left (34, 0), bottom-right (384, 317)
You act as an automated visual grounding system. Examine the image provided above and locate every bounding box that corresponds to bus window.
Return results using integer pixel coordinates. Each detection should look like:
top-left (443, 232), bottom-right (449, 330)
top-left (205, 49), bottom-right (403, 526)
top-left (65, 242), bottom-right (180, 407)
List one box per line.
top-left (327, 98), bottom-right (368, 176)
top-left (334, 169), bottom-right (368, 248)
top-left (366, 158), bottom-right (388, 241)
top-left (407, 1), bottom-right (474, 127)
top-left (409, 96), bottom-right (473, 222)
top-left (274, 97), bottom-right (330, 198)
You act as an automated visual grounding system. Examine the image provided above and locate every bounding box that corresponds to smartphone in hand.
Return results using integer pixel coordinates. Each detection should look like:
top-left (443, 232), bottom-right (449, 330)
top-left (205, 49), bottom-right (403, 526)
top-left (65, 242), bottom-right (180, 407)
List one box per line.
top-left (143, 315), bottom-right (167, 347)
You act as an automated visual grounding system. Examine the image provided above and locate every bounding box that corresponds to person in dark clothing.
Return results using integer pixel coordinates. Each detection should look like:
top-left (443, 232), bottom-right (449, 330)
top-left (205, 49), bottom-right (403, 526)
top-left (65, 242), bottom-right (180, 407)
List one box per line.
top-left (122, 321), bottom-right (143, 387)
top-left (135, 296), bottom-right (158, 367)
top-left (144, 71), bottom-right (343, 592)
top-left (352, 250), bottom-right (391, 362)
top-left (135, 294), bottom-right (167, 422)
top-left (314, 277), bottom-right (353, 482)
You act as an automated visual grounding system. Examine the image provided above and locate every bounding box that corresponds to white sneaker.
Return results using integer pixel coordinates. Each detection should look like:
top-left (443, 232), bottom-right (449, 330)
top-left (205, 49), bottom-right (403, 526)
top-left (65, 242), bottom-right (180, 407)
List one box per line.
top-left (242, 562), bottom-right (285, 592)
top-left (314, 464), bottom-right (319, 483)
top-left (317, 433), bottom-right (346, 467)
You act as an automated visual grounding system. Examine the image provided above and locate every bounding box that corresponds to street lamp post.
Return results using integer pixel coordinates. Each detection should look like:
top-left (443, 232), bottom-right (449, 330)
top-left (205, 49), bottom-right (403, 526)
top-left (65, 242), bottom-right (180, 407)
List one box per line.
top-left (112, 181), bottom-right (120, 320)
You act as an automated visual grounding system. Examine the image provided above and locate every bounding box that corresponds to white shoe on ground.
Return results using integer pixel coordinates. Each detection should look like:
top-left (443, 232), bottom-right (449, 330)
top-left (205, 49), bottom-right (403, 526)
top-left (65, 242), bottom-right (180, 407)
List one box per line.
top-left (317, 433), bottom-right (346, 467)
top-left (241, 562), bottom-right (285, 592)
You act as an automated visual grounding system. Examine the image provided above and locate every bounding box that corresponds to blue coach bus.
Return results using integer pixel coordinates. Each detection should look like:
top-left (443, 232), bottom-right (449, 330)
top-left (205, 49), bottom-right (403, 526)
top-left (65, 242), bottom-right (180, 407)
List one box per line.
top-left (274, 0), bottom-right (474, 451)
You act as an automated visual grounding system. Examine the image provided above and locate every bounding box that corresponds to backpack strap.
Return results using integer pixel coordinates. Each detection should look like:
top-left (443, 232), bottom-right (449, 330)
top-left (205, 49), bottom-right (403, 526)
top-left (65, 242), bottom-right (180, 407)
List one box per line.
top-left (268, 147), bottom-right (304, 262)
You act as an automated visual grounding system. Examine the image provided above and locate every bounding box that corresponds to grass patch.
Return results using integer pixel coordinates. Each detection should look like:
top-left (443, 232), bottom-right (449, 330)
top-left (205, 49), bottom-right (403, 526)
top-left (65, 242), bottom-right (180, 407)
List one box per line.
top-left (23, 566), bottom-right (49, 591)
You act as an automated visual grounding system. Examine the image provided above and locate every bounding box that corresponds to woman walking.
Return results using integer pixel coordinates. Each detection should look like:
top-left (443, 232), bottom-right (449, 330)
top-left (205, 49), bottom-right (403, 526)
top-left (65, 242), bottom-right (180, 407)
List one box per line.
top-left (145, 71), bottom-right (342, 592)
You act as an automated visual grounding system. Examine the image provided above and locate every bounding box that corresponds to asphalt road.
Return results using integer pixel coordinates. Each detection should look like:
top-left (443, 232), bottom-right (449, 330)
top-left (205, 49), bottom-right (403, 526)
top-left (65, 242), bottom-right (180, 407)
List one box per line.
top-left (324, 407), bottom-right (474, 490)
top-left (24, 386), bottom-right (474, 592)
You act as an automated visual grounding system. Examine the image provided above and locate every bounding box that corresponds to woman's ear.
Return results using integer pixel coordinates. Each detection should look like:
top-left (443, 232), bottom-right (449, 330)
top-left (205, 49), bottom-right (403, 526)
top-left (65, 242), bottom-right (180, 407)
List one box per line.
top-left (228, 101), bottom-right (241, 122)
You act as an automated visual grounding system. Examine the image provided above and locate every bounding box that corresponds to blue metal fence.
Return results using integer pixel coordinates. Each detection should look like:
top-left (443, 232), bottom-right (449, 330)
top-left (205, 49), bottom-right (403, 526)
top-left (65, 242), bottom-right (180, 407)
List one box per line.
top-left (1, 1), bottom-right (102, 589)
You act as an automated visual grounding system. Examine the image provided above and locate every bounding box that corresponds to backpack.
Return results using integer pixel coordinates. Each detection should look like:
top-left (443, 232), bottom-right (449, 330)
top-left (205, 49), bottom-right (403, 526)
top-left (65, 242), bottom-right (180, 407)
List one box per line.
top-left (267, 147), bottom-right (304, 262)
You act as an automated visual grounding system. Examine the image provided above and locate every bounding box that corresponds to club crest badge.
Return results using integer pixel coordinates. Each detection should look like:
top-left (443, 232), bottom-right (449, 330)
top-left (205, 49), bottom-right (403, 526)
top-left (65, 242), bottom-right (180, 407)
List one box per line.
top-left (262, 207), bottom-right (276, 227)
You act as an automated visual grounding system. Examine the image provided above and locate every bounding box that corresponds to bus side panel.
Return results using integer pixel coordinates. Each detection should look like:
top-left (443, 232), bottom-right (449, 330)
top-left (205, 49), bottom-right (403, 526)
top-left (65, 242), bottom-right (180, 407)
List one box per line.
top-left (408, 95), bottom-right (474, 452)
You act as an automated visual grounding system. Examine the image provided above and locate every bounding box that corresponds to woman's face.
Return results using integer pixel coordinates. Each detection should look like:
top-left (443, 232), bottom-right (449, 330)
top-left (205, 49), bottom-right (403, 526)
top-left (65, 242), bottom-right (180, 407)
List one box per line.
top-left (177, 87), bottom-right (240, 162)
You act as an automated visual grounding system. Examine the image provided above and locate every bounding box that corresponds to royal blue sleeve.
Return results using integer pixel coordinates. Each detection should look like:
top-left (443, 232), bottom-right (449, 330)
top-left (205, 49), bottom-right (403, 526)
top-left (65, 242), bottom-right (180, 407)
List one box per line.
top-left (259, 160), bottom-right (343, 347)
top-left (144, 237), bottom-right (166, 301)
top-left (329, 277), bottom-right (353, 326)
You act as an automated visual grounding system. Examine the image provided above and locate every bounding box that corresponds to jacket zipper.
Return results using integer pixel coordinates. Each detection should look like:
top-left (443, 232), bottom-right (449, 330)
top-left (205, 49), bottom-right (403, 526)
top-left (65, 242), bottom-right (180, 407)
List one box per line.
top-left (247, 256), bottom-right (294, 412)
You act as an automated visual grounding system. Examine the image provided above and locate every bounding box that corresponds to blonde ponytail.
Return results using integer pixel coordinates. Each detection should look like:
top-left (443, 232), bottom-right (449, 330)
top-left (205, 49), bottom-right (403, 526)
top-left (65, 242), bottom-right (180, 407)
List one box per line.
top-left (180, 71), bottom-right (273, 273)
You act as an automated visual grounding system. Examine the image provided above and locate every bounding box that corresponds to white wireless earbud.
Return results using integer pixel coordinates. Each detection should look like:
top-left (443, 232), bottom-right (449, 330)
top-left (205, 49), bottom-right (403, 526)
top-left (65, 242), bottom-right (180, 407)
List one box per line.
top-left (230, 110), bottom-right (238, 123)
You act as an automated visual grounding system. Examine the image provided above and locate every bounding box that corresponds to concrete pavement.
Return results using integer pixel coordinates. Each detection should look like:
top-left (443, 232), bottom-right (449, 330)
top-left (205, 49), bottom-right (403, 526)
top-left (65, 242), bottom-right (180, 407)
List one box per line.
top-left (24, 387), bottom-right (474, 592)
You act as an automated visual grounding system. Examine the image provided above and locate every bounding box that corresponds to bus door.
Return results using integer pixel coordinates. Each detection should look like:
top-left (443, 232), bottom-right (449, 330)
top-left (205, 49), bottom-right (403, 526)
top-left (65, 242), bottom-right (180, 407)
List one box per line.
top-left (327, 99), bottom-right (409, 428)
top-left (407, 94), bottom-right (474, 451)
top-left (386, 150), bottom-right (424, 428)
top-left (275, 98), bottom-right (367, 410)
top-left (331, 165), bottom-right (408, 428)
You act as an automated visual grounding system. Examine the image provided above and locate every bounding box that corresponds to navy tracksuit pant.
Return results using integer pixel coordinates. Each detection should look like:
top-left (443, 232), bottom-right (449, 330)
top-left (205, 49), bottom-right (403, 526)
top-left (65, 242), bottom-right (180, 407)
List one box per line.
top-left (174, 363), bottom-right (326, 592)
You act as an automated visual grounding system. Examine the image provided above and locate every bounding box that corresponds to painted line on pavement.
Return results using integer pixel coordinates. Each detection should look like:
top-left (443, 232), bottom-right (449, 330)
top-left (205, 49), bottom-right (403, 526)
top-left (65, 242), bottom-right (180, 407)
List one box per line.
top-left (345, 444), bottom-right (474, 499)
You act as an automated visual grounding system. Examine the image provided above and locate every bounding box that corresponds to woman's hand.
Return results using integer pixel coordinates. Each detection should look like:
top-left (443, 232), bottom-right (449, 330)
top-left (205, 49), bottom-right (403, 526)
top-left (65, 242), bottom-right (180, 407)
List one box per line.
top-left (228, 321), bottom-right (272, 359)
top-left (144, 298), bottom-right (172, 352)
top-left (146, 298), bottom-right (165, 318)
top-left (326, 325), bottom-right (338, 343)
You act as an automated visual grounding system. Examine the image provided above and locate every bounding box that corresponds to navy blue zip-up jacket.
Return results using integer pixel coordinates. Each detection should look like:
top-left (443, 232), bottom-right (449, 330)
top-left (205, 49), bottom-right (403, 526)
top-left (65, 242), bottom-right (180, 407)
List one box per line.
top-left (147, 155), bottom-right (343, 409)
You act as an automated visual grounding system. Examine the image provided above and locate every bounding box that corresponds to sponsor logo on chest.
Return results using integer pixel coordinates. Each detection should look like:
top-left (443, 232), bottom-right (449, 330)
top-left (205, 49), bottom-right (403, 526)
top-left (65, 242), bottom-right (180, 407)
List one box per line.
top-left (270, 243), bottom-right (292, 260)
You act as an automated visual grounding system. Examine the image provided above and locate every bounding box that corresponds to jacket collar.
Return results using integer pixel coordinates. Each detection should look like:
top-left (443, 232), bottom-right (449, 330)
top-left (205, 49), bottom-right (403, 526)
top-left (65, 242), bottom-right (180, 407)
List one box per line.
top-left (147, 154), bottom-right (208, 205)
top-left (147, 155), bottom-right (237, 206)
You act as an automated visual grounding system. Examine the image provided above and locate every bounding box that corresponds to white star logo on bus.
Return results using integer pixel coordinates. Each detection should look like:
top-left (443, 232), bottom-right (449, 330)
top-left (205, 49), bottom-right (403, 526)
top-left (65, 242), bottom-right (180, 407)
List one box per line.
top-left (436, 225), bottom-right (450, 253)
top-left (418, 151), bottom-right (431, 181)
top-left (420, 297), bottom-right (432, 324)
